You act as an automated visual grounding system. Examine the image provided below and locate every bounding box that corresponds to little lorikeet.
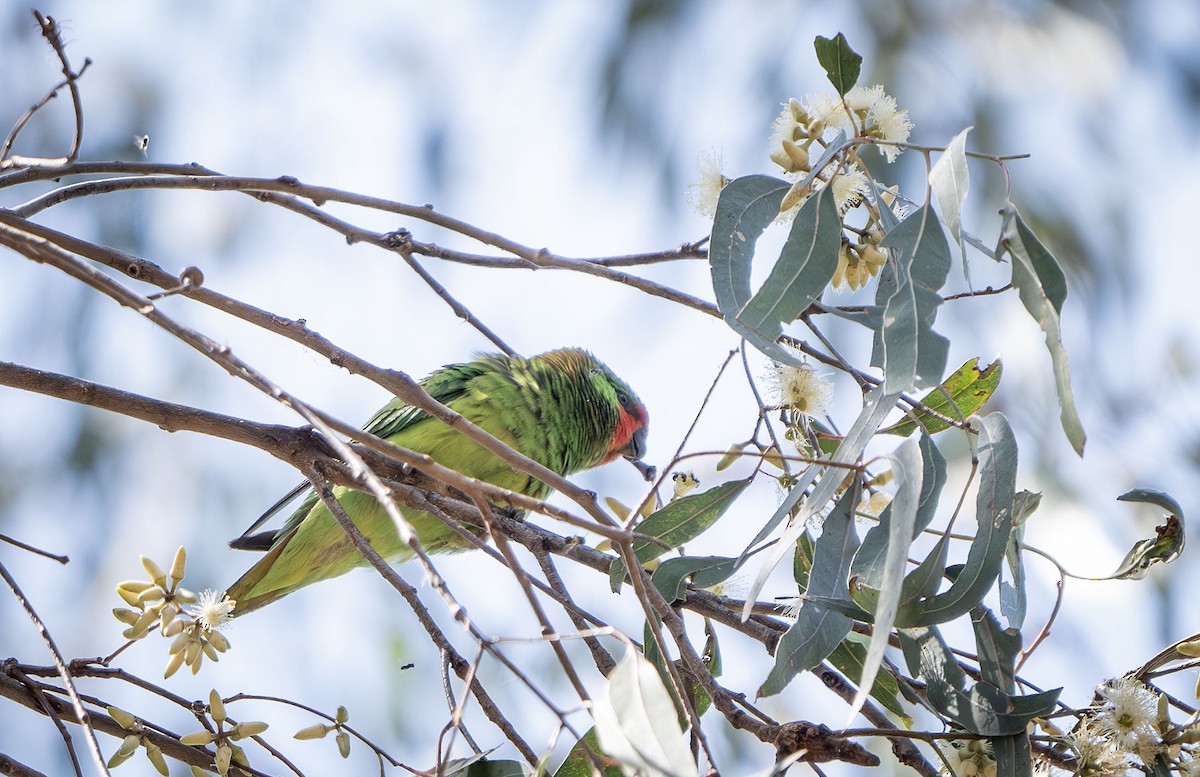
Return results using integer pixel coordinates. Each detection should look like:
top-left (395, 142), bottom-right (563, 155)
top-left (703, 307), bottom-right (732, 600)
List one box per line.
top-left (225, 348), bottom-right (650, 614)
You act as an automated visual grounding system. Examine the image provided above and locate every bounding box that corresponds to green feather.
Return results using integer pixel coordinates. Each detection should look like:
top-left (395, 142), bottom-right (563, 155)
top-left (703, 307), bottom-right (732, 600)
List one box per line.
top-left (225, 348), bottom-right (646, 614)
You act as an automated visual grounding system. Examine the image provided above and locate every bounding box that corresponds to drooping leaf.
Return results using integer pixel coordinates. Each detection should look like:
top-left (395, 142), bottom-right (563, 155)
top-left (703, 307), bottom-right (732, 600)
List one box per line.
top-left (876, 204), bottom-right (952, 393)
top-left (853, 433), bottom-right (947, 586)
top-left (642, 618), bottom-right (703, 730)
top-left (735, 185), bottom-right (842, 353)
top-left (971, 605), bottom-right (1020, 693)
top-left (929, 127), bottom-right (972, 267)
top-left (610, 479), bottom-right (750, 590)
top-left (905, 413), bottom-right (1017, 627)
top-left (813, 33), bottom-right (862, 95)
top-left (899, 627), bottom-right (1059, 736)
top-left (1000, 490), bottom-right (1041, 630)
top-left (1110, 489), bottom-right (1186, 580)
top-left (880, 358), bottom-right (1002, 437)
top-left (991, 733), bottom-right (1034, 777)
top-left (1118, 488), bottom-right (1185, 519)
top-left (759, 487), bottom-right (860, 696)
top-left (593, 647), bottom-right (699, 777)
top-left (1002, 206), bottom-right (1086, 455)
top-left (848, 437), bottom-right (924, 722)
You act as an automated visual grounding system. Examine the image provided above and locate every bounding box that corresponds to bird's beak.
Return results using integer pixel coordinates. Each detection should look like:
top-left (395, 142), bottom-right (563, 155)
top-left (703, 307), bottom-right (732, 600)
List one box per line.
top-left (622, 426), bottom-right (655, 482)
top-left (622, 425), bottom-right (647, 462)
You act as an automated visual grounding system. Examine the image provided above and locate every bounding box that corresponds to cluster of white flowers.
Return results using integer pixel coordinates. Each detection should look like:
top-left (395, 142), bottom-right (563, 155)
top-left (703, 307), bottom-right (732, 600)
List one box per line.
top-left (771, 85), bottom-right (912, 220)
top-left (1091, 676), bottom-right (1164, 764)
top-left (939, 739), bottom-right (995, 777)
top-left (686, 149), bottom-right (728, 217)
top-left (790, 85), bottom-right (912, 161)
top-left (112, 547), bottom-right (236, 678)
top-left (767, 360), bottom-right (833, 420)
top-left (687, 84), bottom-right (911, 223)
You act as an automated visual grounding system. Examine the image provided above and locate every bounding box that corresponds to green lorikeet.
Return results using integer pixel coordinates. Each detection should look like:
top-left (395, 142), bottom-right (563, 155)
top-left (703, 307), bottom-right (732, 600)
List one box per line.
top-left (225, 348), bottom-right (649, 614)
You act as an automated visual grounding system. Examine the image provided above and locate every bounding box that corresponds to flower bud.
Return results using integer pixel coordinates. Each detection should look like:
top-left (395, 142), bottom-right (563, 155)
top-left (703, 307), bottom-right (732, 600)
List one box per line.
top-left (294, 723), bottom-right (330, 740)
top-left (169, 546), bottom-right (188, 586)
top-left (137, 586), bottom-right (165, 604)
top-left (115, 732), bottom-right (141, 757)
top-left (140, 555), bottom-right (167, 588)
top-left (214, 744), bottom-right (232, 776)
top-left (232, 721), bottom-right (269, 739)
top-left (207, 631), bottom-right (231, 652)
top-left (336, 705), bottom-right (349, 724)
top-left (145, 741), bottom-right (169, 776)
top-left (782, 140), bottom-right (809, 170)
top-left (112, 608), bottom-right (141, 626)
top-left (107, 706), bottom-right (138, 730)
top-left (180, 730), bottom-right (216, 746)
top-left (336, 730), bottom-right (352, 758)
top-left (208, 690), bottom-right (226, 723)
top-left (164, 650), bottom-right (185, 679)
top-left (716, 444), bottom-right (743, 472)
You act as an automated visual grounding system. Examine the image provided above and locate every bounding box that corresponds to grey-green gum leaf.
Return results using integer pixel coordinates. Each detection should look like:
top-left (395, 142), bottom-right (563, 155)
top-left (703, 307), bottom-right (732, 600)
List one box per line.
top-left (759, 487), bottom-right (860, 696)
top-left (903, 412), bottom-right (1016, 627)
top-left (846, 437), bottom-right (923, 723)
top-left (1002, 206), bottom-right (1085, 454)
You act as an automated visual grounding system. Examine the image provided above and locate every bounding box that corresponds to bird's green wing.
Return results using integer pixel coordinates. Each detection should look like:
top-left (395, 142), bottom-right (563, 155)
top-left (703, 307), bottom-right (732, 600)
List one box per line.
top-left (361, 360), bottom-right (490, 440)
top-left (231, 359), bottom-right (493, 551)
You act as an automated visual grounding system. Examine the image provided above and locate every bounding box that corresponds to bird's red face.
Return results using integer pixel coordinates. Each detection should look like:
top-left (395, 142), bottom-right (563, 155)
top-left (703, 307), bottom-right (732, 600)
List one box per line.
top-left (603, 398), bottom-right (649, 465)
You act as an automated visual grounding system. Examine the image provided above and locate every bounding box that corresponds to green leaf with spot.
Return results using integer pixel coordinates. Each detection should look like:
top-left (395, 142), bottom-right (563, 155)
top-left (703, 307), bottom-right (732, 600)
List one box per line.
top-left (881, 358), bottom-right (1002, 437)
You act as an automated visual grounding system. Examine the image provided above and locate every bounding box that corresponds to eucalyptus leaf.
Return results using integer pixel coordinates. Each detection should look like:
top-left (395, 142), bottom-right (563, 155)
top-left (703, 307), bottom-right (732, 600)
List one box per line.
top-left (610, 479), bottom-right (750, 590)
top-left (709, 175), bottom-right (789, 319)
top-left (593, 647), bottom-right (699, 777)
top-left (929, 127), bottom-right (972, 267)
top-left (971, 605), bottom-right (1020, 693)
top-left (906, 413), bottom-right (1016, 627)
top-left (880, 357), bottom-right (1002, 437)
top-left (736, 185), bottom-right (841, 345)
top-left (555, 728), bottom-right (623, 777)
top-left (742, 385), bottom-right (901, 618)
top-left (829, 632), bottom-right (909, 720)
top-left (991, 733), bottom-right (1034, 777)
top-left (854, 433), bottom-right (947, 586)
top-left (876, 204), bottom-right (952, 393)
top-left (759, 487), bottom-right (860, 696)
top-left (849, 437), bottom-right (923, 722)
top-left (813, 33), bottom-right (862, 95)
top-left (1000, 490), bottom-right (1041, 629)
top-left (652, 556), bottom-right (741, 603)
top-left (1109, 489), bottom-right (1186, 580)
top-left (1002, 206), bottom-right (1085, 455)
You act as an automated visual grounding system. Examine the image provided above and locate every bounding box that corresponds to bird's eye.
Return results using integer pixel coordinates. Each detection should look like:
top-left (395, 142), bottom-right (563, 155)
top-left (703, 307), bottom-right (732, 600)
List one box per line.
top-left (616, 392), bottom-right (631, 408)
